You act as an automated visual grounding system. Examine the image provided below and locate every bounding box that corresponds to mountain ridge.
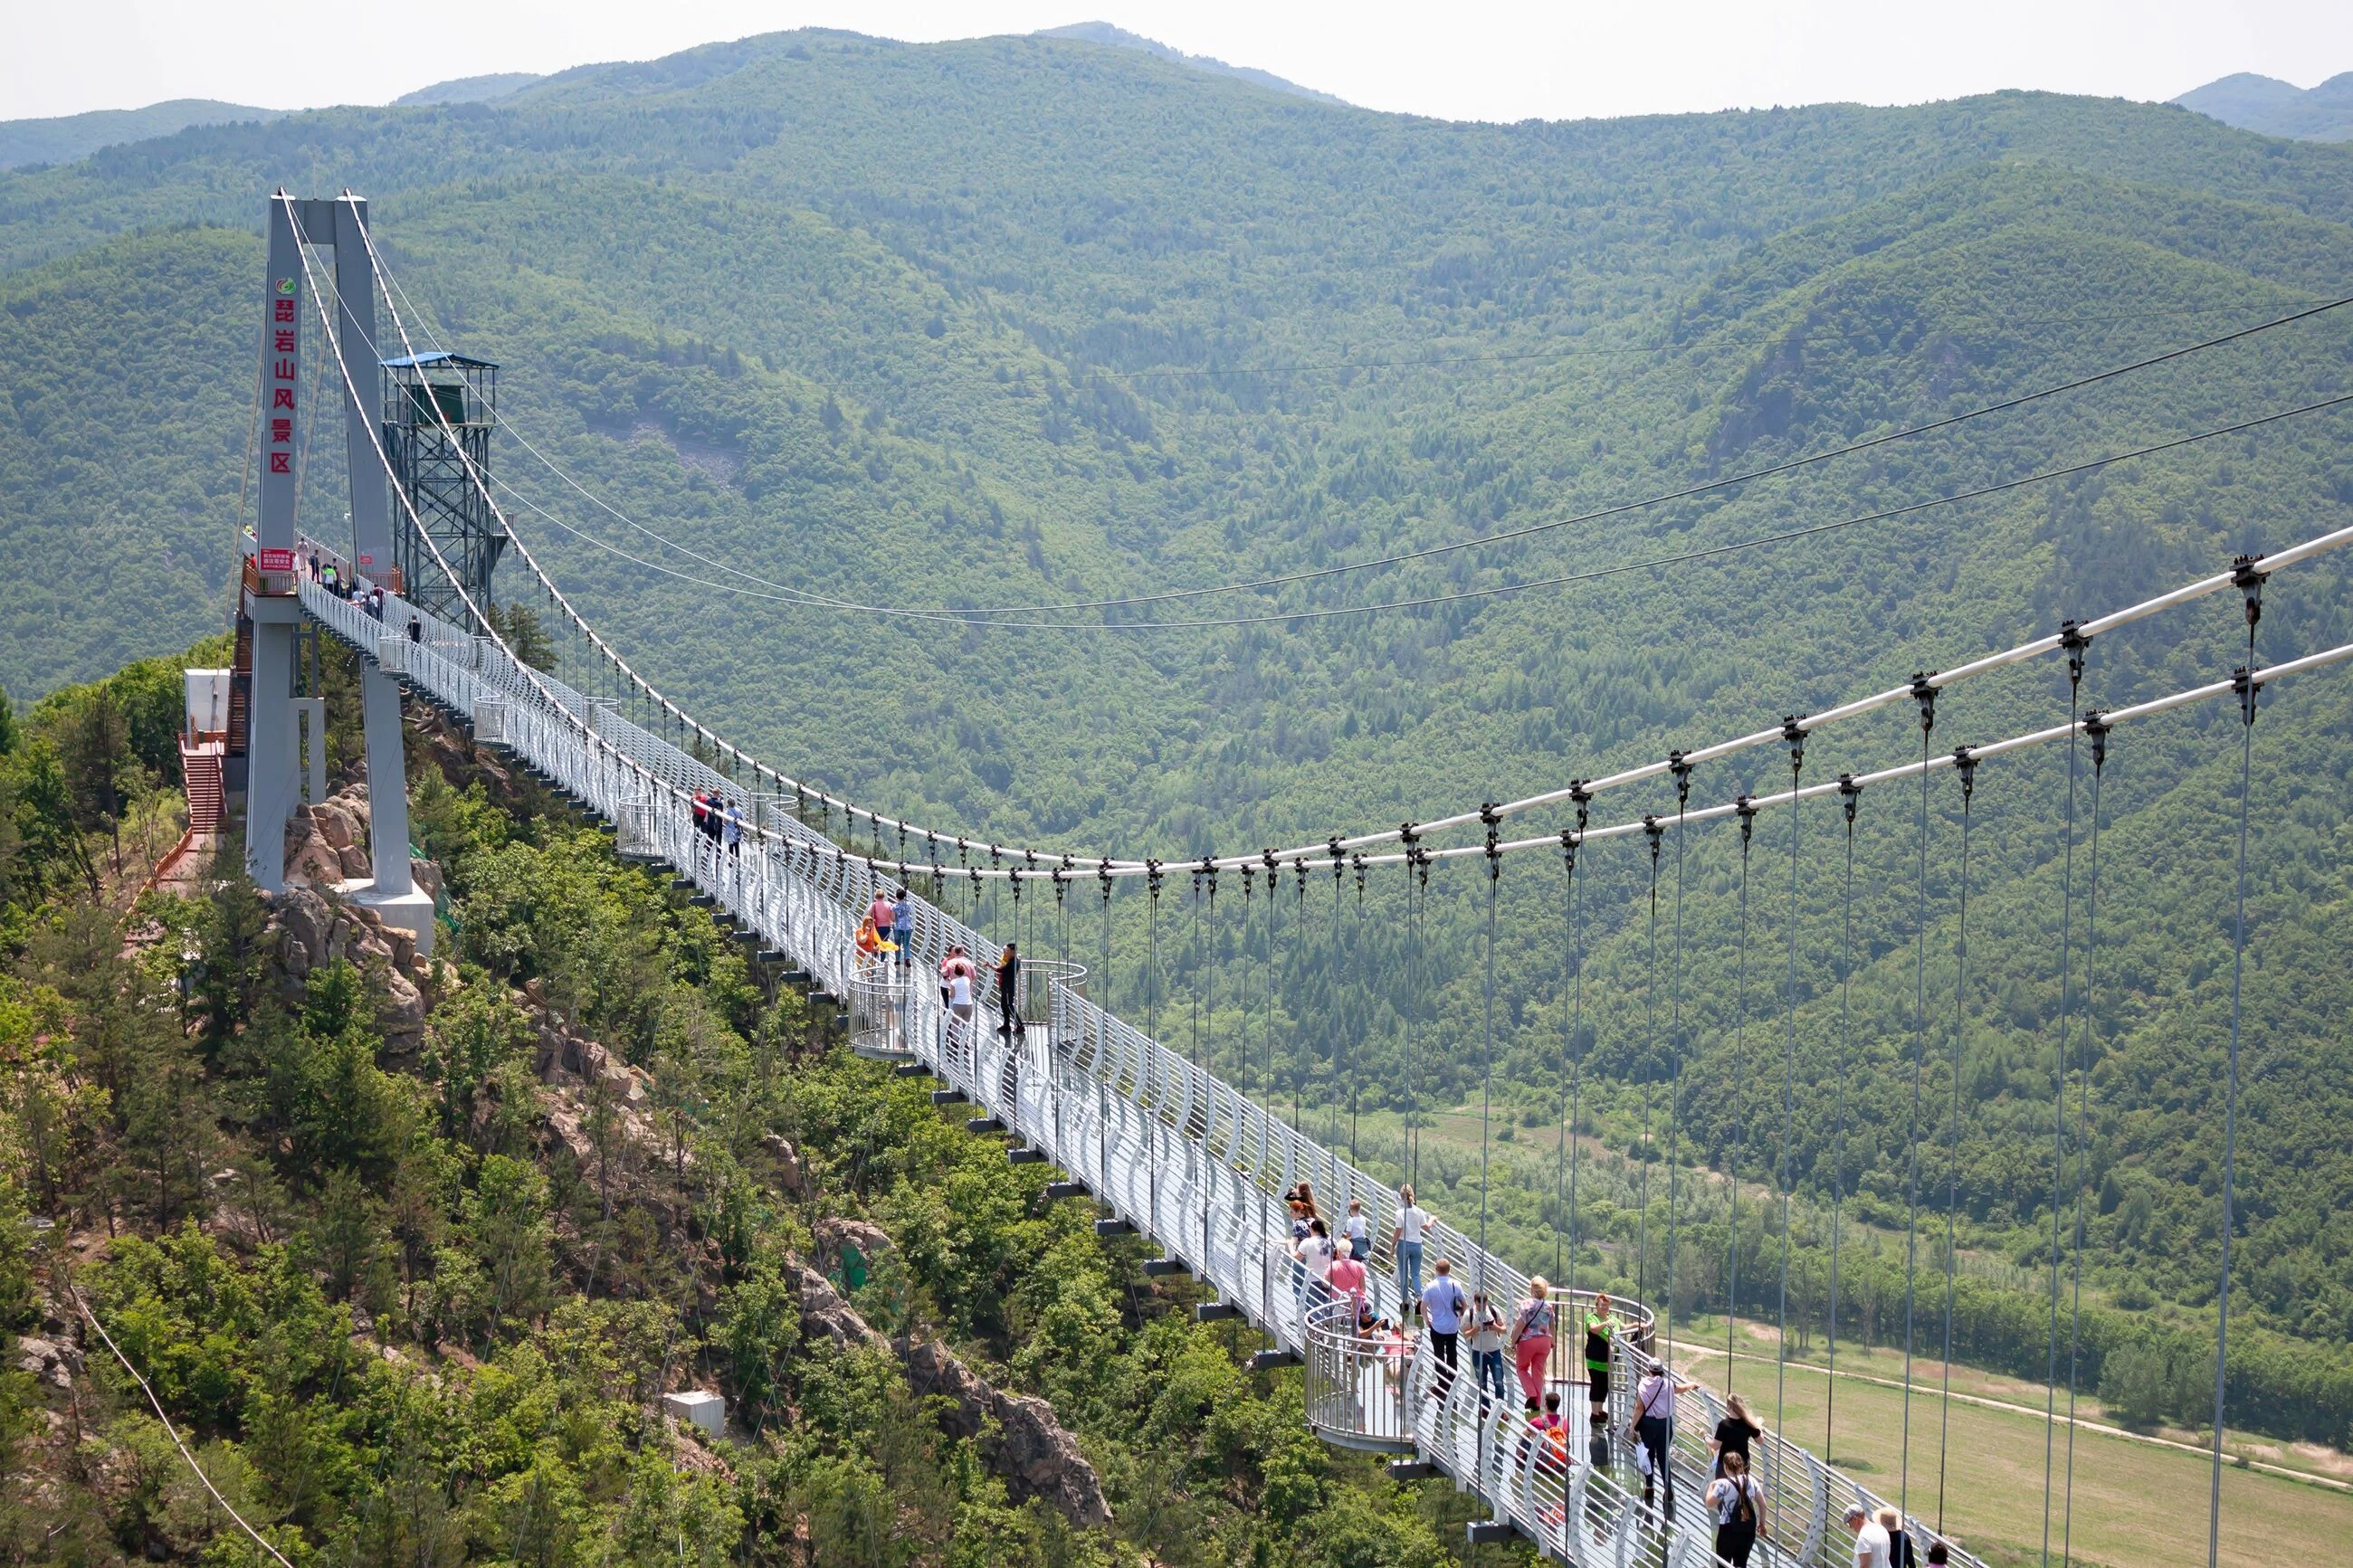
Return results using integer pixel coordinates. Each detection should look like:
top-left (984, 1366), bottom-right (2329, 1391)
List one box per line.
top-left (2172, 70), bottom-right (2353, 141)
top-left (1034, 20), bottom-right (1350, 105)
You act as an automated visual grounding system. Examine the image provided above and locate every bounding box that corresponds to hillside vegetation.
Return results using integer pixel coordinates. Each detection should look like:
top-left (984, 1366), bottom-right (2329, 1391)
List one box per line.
top-left (2, 26), bottom-right (2352, 1474)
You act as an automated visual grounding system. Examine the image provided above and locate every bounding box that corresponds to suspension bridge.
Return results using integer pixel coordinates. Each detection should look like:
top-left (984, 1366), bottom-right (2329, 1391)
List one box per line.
top-left (219, 189), bottom-right (2348, 1568)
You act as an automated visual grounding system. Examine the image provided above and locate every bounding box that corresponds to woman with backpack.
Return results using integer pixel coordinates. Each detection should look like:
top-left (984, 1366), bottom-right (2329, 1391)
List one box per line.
top-left (1706, 1450), bottom-right (1765, 1568)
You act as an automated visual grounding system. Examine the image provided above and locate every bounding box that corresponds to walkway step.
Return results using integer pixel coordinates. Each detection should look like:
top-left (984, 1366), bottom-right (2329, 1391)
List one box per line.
top-left (1092, 1219), bottom-right (1135, 1238)
top-left (1044, 1181), bottom-right (1090, 1200)
top-left (1193, 1302), bottom-right (1243, 1322)
top-left (1140, 1258), bottom-right (1189, 1278)
top-left (929, 1089), bottom-right (968, 1106)
top-left (1464, 1522), bottom-right (1517, 1546)
top-left (1006, 1147), bottom-right (1046, 1164)
top-left (891, 1061), bottom-right (933, 1079)
top-left (964, 1116), bottom-right (1005, 1135)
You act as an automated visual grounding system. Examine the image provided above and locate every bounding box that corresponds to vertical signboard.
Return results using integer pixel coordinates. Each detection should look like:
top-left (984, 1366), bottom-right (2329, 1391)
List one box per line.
top-left (259, 194), bottom-right (301, 558)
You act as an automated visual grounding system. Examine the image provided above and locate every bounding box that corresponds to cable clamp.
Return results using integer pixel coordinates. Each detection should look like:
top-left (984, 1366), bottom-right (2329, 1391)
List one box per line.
top-left (1910, 672), bottom-right (1939, 736)
top-left (1837, 772), bottom-right (1862, 824)
top-left (1643, 814), bottom-right (1664, 861)
top-left (1782, 714), bottom-right (1805, 774)
top-left (2233, 665), bottom-right (2258, 727)
top-left (2082, 712), bottom-right (2110, 771)
top-left (2233, 553), bottom-right (2266, 630)
top-left (1735, 793), bottom-right (1757, 847)
top-left (1667, 751), bottom-right (1692, 805)
top-left (1953, 746), bottom-right (1978, 799)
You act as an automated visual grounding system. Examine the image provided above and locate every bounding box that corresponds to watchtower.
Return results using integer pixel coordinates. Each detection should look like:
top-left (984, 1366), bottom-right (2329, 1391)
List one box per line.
top-left (382, 352), bottom-right (503, 627)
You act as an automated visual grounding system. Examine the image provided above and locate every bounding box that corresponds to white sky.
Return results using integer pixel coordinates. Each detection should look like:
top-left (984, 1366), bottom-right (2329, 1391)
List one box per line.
top-left (5, 0), bottom-right (2350, 125)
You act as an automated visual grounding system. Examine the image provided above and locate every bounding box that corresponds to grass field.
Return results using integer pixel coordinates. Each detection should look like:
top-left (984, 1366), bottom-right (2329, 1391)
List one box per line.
top-left (1652, 1319), bottom-right (2349, 1568)
top-left (1342, 1107), bottom-right (2353, 1566)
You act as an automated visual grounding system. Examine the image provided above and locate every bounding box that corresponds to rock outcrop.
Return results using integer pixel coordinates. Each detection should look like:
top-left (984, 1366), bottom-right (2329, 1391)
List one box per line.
top-left (14, 1335), bottom-right (82, 1392)
top-left (900, 1336), bottom-right (1114, 1528)
top-left (263, 883), bottom-right (433, 1052)
top-left (787, 1257), bottom-right (1110, 1526)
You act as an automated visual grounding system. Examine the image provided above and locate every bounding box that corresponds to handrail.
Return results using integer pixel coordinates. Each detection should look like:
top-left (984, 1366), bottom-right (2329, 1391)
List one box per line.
top-left (294, 565), bottom-right (1986, 1568)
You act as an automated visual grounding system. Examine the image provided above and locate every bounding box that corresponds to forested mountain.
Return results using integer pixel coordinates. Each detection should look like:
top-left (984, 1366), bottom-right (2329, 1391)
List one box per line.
top-left (3, 23), bottom-right (2353, 1474)
top-left (0, 100), bottom-right (283, 172)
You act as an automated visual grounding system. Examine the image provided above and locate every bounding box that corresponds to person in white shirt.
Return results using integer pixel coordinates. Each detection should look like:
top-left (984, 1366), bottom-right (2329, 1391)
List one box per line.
top-left (1294, 1218), bottom-right (1338, 1307)
top-left (1343, 1197), bottom-right (1371, 1261)
top-left (1628, 1357), bottom-right (1699, 1514)
top-left (1390, 1185), bottom-right (1431, 1311)
top-left (1846, 1505), bottom-right (1891, 1568)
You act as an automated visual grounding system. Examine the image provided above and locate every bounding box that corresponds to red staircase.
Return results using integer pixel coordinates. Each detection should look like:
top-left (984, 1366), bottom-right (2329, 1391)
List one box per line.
top-left (182, 738), bottom-right (224, 832)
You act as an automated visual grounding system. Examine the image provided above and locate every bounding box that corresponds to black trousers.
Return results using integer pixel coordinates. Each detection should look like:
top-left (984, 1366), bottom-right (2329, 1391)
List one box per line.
top-left (1636, 1413), bottom-right (1676, 1514)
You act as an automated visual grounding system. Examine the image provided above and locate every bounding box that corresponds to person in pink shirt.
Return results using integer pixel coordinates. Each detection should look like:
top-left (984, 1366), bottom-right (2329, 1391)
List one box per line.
top-left (1329, 1245), bottom-right (1368, 1323)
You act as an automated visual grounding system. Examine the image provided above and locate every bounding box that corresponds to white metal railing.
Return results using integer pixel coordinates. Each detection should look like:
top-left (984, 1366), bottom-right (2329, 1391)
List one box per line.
top-left (296, 562), bottom-right (1976, 1568)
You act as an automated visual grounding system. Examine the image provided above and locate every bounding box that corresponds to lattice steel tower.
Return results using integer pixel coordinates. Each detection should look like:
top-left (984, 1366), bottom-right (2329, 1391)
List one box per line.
top-left (381, 351), bottom-right (505, 626)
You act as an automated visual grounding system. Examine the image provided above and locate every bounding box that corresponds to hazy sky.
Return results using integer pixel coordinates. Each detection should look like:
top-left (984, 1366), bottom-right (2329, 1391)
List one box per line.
top-left (6, 0), bottom-right (2351, 124)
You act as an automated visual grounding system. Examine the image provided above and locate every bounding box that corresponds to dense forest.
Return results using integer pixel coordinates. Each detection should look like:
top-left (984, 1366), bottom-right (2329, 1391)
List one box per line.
top-left (1, 23), bottom-right (2352, 1529)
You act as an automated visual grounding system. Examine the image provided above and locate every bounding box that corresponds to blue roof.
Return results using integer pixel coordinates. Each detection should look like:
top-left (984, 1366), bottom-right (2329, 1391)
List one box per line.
top-left (379, 350), bottom-right (496, 369)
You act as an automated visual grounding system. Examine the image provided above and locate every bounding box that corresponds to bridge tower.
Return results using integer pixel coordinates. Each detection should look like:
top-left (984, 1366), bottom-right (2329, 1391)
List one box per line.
top-left (229, 190), bottom-right (431, 952)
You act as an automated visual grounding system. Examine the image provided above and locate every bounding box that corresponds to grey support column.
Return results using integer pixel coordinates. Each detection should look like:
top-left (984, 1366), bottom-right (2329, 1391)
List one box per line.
top-left (333, 194), bottom-right (413, 898)
top-left (243, 191), bottom-right (303, 891)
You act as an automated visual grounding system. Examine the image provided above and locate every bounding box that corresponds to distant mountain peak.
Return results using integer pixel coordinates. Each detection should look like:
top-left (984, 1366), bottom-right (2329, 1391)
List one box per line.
top-left (2171, 71), bottom-right (2353, 141)
top-left (394, 71), bottom-right (547, 108)
top-left (1035, 22), bottom-right (1348, 106)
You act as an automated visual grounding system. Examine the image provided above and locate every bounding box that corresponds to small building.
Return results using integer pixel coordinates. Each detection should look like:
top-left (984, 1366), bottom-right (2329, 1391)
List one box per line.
top-left (662, 1389), bottom-right (726, 1437)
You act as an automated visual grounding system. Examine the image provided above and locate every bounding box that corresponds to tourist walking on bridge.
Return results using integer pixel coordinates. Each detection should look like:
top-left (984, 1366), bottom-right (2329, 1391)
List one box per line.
top-left (1845, 1505), bottom-right (1891, 1568)
top-left (1629, 1355), bottom-right (1699, 1516)
top-left (995, 943), bottom-right (1021, 1038)
top-left (1420, 1258), bottom-right (1468, 1386)
top-left (1391, 1185), bottom-right (1430, 1312)
top-left (1296, 1217), bottom-right (1337, 1308)
top-left (1710, 1392), bottom-right (1760, 1478)
top-left (1510, 1277), bottom-right (1558, 1406)
top-left (1467, 1289), bottom-right (1509, 1407)
top-left (891, 887), bottom-right (914, 967)
top-left (1584, 1292), bottom-right (1622, 1419)
top-left (1707, 1450), bottom-right (1765, 1568)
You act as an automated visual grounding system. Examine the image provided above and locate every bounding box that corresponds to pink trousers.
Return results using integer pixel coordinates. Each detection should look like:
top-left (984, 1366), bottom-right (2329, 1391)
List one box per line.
top-left (1516, 1335), bottom-right (1554, 1402)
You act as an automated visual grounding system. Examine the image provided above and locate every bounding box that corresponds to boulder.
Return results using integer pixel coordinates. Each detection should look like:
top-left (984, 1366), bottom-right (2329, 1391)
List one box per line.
top-left (313, 803), bottom-right (355, 851)
top-left (795, 1264), bottom-right (890, 1353)
top-left (900, 1337), bottom-right (1112, 1527)
top-left (813, 1216), bottom-right (891, 1272)
top-left (762, 1133), bottom-right (810, 1197)
top-left (338, 844), bottom-right (372, 878)
top-left (14, 1335), bottom-right (82, 1391)
top-left (378, 967), bottom-right (426, 1053)
top-left (282, 808), bottom-right (347, 889)
top-left (273, 887), bottom-right (333, 974)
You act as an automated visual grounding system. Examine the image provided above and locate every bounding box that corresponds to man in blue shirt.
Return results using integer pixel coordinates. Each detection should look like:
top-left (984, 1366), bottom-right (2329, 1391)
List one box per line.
top-left (891, 889), bottom-right (915, 968)
top-left (1420, 1258), bottom-right (1469, 1383)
